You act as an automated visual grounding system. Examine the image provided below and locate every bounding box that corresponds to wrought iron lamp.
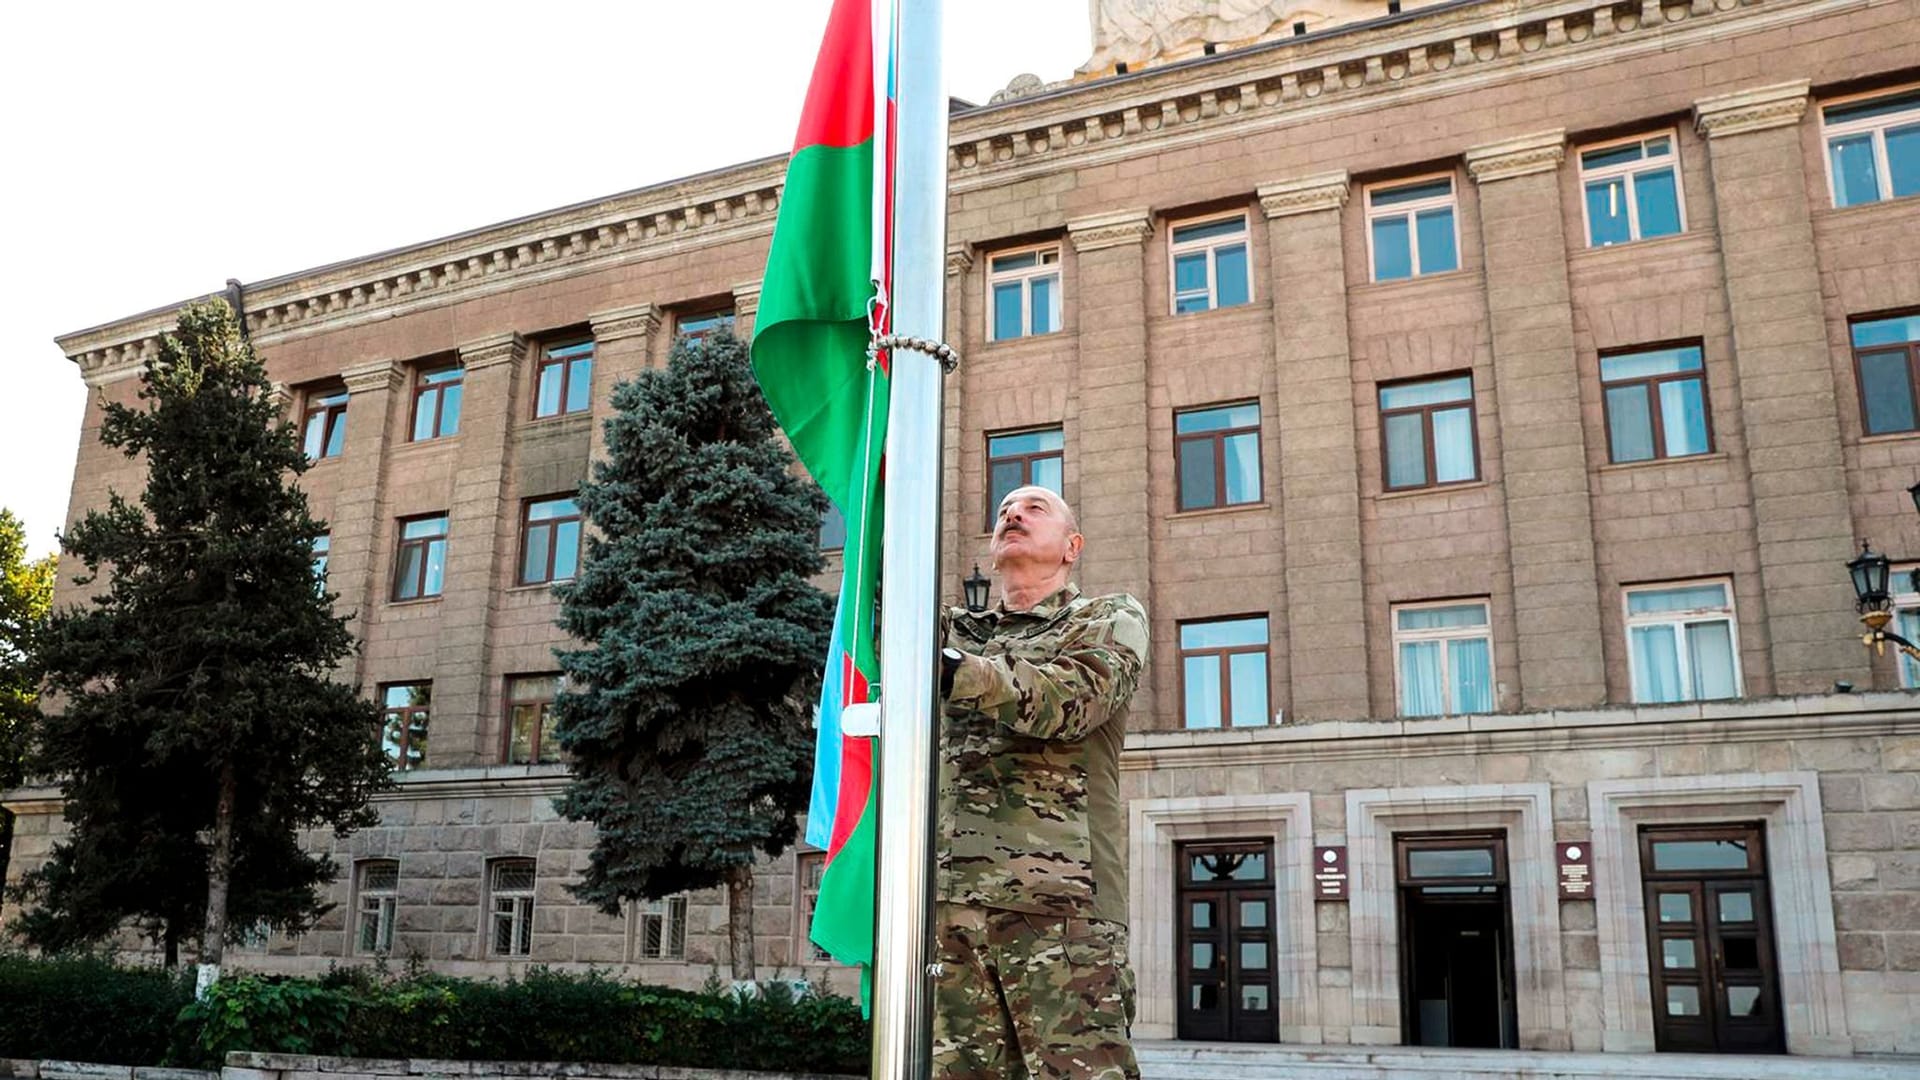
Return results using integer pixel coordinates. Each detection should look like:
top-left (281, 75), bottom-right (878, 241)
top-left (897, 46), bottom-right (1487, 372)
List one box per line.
top-left (962, 563), bottom-right (992, 613)
top-left (1846, 540), bottom-right (1920, 664)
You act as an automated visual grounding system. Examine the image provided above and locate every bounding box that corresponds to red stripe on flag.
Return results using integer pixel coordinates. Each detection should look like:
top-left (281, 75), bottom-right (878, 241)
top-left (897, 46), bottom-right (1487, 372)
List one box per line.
top-left (792, 0), bottom-right (875, 151)
top-left (826, 653), bottom-right (873, 861)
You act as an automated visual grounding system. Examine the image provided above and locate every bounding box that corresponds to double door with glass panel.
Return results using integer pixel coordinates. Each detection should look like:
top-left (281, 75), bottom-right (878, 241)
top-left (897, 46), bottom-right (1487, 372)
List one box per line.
top-left (1177, 841), bottom-right (1278, 1043)
top-left (1641, 824), bottom-right (1784, 1054)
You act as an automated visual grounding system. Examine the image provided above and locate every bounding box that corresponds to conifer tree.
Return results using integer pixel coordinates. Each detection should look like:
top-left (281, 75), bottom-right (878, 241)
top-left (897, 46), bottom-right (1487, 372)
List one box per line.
top-left (554, 329), bottom-right (831, 981)
top-left (15, 300), bottom-right (390, 979)
top-left (0, 509), bottom-right (56, 895)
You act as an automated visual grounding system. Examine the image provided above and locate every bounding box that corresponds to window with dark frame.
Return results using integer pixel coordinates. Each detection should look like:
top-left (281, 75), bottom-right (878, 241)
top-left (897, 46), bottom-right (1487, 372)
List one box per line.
top-left (1175, 403), bottom-right (1261, 511)
top-left (354, 859), bottom-right (398, 955)
top-left (534, 341), bottom-right (594, 418)
top-left (302, 388), bottom-right (349, 460)
top-left (379, 683), bottom-right (432, 771)
top-left (1852, 311), bottom-right (1920, 435)
top-left (392, 514), bottom-right (448, 600)
top-left (488, 858), bottom-right (536, 957)
top-left (985, 427), bottom-right (1064, 528)
top-left (1379, 374), bottom-right (1478, 491)
top-left (409, 364), bottom-right (464, 442)
top-left (676, 309), bottom-right (736, 341)
top-left (1179, 616), bottom-right (1270, 729)
top-left (1600, 343), bottom-right (1713, 464)
top-left (505, 673), bottom-right (563, 765)
top-left (311, 533), bottom-right (330, 593)
top-left (519, 496), bottom-right (581, 586)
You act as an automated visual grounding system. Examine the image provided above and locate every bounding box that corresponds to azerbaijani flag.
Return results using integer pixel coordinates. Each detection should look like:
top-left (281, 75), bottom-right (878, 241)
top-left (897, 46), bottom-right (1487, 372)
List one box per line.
top-left (750, 0), bottom-right (894, 1002)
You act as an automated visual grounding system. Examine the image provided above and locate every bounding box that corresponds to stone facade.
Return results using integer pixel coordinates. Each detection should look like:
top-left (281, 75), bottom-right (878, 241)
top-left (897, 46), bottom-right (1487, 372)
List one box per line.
top-left (9, 0), bottom-right (1920, 1066)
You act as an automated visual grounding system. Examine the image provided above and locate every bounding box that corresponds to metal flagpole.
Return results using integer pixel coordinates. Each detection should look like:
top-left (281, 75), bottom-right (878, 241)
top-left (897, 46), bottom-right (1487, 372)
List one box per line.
top-left (871, 0), bottom-right (947, 1076)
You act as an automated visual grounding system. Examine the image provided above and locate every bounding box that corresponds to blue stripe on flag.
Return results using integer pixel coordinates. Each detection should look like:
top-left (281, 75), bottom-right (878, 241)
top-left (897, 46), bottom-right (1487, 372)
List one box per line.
top-left (806, 601), bottom-right (849, 849)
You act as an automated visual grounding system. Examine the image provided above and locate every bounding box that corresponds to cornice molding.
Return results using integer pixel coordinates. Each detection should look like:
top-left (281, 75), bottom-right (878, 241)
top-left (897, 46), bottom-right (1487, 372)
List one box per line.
top-left (1257, 171), bottom-right (1351, 219)
top-left (589, 303), bottom-right (661, 345)
top-left (1067, 208), bottom-right (1154, 252)
top-left (1694, 78), bottom-right (1812, 139)
top-left (457, 332), bottom-right (527, 371)
top-left (946, 245), bottom-right (975, 277)
top-left (339, 358), bottom-right (404, 395)
top-left (1465, 129), bottom-right (1568, 183)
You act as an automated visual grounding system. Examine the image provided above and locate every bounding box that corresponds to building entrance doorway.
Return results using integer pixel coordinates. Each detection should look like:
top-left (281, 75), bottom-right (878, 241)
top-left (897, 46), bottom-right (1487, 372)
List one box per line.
top-left (1395, 833), bottom-right (1517, 1049)
top-left (1175, 839), bottom-right (1278, 1042)
top-left (1639, 824), bottom-right (1784, 1054)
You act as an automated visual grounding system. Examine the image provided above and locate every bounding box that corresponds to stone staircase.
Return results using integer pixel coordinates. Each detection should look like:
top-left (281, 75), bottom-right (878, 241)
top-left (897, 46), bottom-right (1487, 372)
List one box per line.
top-left (1133, 1041), bottom-right (1920, 1080)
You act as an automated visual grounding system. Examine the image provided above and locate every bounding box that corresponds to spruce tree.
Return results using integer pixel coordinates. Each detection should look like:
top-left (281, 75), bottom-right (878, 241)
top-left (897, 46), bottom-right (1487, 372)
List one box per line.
top-left (554, 330), bottom-right (831, 981)
top-left (0, 509), bottom-right (56, 896)
top-left (15, 300), bottom-right (390, 978)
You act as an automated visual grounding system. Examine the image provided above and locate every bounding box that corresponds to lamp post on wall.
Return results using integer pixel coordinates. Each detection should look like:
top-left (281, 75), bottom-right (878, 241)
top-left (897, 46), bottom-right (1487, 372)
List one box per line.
top-left (962, 563), bottom-right (992, 613)
top-left (1845, 540), bottom-right (1920, 665)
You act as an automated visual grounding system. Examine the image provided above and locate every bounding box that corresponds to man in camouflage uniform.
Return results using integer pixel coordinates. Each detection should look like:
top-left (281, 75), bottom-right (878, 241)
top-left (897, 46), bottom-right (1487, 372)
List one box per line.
top-left (934, 484), bottom-right (1148, 1079)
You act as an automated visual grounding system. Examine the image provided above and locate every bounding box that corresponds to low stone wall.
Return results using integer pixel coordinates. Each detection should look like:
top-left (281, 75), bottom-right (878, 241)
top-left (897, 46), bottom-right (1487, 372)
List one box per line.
top-left (0, 1060), bottom-right (854, 1080)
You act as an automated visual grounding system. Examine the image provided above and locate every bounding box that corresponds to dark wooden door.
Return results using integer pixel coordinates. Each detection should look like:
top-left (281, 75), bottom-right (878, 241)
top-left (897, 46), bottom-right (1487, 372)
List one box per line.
top-left (1177, 841), bottom-right (1278, 1042)
top-left (1641, 825), bottom-right (1784, 1054)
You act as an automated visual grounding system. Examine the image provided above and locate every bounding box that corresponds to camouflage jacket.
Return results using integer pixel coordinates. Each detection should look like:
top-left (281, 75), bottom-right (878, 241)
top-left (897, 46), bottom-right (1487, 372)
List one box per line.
top-left (937, 583), bottom-right (1148, 924)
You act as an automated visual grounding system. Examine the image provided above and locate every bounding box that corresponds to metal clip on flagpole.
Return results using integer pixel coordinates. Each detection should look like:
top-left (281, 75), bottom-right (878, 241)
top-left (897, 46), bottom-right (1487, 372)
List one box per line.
top-left (871, 1), bottom-right (949, 1077)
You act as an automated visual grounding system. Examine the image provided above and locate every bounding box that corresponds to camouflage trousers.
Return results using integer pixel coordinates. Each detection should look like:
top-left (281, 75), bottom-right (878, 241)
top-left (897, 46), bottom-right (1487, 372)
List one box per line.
top-left (932, 902), bottom-right (1139, 1080)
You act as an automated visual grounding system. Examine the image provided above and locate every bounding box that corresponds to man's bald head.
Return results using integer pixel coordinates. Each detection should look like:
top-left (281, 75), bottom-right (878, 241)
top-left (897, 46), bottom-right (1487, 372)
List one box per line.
top-left (996, 485), bottom-right (1079, 533)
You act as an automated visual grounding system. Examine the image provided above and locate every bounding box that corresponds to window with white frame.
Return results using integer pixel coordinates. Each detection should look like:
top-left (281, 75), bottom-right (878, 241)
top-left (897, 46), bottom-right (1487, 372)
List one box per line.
top-left (354, 859), bottom-right (398, 955)
top-left (797, 853), bottom-right (830, 963)
top-left (1579, 133), bottom-right (1685, 247)
top-left (1169, 215), bottom-right (1251, 314)
top-left (988, 246), bottom-right (1061, 340)
top-left (1823, 85), bottom-right (1920, 208)
top-left (632, 895), bottom-right (689, 960)
top-left (1895, 565), bottom-right (1920, 689)
top-left (1624, 580), bottom-right (1741, 704)
top-left (1393, 600), bottom-right (1494, 717)
top-left (487, 859), bottom-right (536, 957)
top-left (1366, 175), bottom-right (1459, 281)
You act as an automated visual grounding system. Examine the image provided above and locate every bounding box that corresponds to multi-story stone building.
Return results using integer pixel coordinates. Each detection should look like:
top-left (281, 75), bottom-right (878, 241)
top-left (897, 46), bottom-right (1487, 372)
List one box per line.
top-left (8, 0), bottom-right (1920, 1070)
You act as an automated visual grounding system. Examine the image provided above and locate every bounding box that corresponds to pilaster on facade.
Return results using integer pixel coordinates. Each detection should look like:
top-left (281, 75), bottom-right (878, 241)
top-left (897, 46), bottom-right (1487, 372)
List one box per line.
top-left (327, 359), bottom-right (408, 685)
top-left (431, 334), bottom-right (528, 763)
top-left (1467, 129), bottom-right (1606, 709)
top-left (1261, 171), bottom-right (1368, 720)
top-left (586, 304), bottom-right (661, 464)
top-left (267, 381), bottom-right (293, 417)
top-left (1693, 79), bottom-right (1812, 140)
top-left (1066, 208), bottom-right (1154, 253)
top-left (731, 280), bottom-right (762, 339)
top-left (1694, 80), bottom-right (1863, 693)
top-left (945, 244), bottom-right (975, 278)
top-left (1064, 207), bottom-right (1154, 708)
top-left (941, 246), bottom-right (974, 611)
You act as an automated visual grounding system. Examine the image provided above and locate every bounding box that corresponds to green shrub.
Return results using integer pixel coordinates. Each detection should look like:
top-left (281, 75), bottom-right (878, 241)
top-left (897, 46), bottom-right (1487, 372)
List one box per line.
top-left (0, 952), bottom-right (192, 1065)
top-left (1, 955), bottom-right (867, 1073)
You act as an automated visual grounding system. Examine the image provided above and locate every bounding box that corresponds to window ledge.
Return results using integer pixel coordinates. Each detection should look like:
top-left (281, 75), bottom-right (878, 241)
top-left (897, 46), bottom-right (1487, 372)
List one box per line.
top-left (1860, 429), bottom-right (1920, 445)
top-left (391, 435), bottom-right (464, 454)
top-left (1812, 194), bottom-right (1920, 221)
top-left (504, 582), bottom-right (562, 595)
top-left (1597, 450), bottom-right (1728, 474)
top-left (520, 412), bottom-right (594, 432)
top-left (977, 330), bottom-right (1077, 353)
top-left (1568, 230), bottom-right (1712, 263)
top-left (1168, 501), bottom-right (1271, 521)
top-left (385, 595), bottom-right (444, 609)
top-left (1375, 479), bottom-right (1488, 502)
top-left (1351, 267), bottom-right (1477, 294)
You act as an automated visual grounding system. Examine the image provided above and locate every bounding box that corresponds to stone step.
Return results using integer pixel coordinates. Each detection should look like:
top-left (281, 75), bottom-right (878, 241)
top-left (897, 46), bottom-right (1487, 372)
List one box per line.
top-left (1131, 1041), bottom-right (1920, 1080)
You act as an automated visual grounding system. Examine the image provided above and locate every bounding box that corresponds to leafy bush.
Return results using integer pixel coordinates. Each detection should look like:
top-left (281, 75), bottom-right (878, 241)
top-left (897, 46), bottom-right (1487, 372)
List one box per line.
top-left (0, 955), bottom-right (867, 1074)
top-left (0, 952), bottom-right (192, 1065)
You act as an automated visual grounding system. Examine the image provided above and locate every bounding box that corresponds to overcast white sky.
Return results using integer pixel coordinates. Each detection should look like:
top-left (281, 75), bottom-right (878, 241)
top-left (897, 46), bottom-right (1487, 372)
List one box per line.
top-left (0, 1), bottom-right (1091, 557)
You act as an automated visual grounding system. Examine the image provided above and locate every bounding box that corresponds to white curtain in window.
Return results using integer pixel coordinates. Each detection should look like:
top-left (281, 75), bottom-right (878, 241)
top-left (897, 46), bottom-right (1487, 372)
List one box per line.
top-left (1432, 408), bottom-right (1476, 483)
top-left (1631, 624), bottom-right (1684, 703)
top-left (1686, 620), bottom-right (1738, 700)
top-left (1448, 637), bottom-right (1493, 713)
top-left (1400, 641), bottom-right (1444, 716)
